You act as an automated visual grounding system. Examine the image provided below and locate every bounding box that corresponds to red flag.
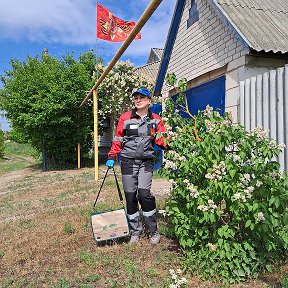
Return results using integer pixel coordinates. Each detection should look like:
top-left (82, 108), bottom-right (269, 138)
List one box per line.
top-left (96, 3), bottom-right (141, 42)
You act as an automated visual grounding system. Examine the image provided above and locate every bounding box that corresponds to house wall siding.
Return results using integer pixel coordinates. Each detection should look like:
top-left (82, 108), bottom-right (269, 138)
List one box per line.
top-left (166, 0), bottom-right (248, 82)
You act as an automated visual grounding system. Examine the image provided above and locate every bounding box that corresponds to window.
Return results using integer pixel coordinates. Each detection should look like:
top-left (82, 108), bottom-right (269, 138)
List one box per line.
top-left (187, 0), bottom-right (199, 28)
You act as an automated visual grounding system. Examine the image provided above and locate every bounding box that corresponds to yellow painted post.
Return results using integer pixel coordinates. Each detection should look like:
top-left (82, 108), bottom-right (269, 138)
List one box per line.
top-left (77, 143), bottom-right (81, 169)
top-left (93, 89), bottom-right (99, 181)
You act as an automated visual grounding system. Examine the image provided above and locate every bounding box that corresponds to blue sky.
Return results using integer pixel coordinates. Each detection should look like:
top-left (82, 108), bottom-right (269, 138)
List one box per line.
top-left (0, 0), bottom-right (177, 130)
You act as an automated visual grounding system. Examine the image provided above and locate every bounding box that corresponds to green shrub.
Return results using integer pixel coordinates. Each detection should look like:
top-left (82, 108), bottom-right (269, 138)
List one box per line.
top-left (160, 74), bottom-right (288, 283)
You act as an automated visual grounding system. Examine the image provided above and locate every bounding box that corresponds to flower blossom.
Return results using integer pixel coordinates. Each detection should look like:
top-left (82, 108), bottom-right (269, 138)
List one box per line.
top-left (204, 105), bottom-right (213, 118)
top-left (168, 150), bottom-right (186, 161)
top-left (197, 199), bottom-right (218, 213)
top-left (205, 119), bottom-right (216, 132)
top-left (187, 183), bottom-right (199, 198)
top-left (250, 127), bottom-right (269, 141)
top-left (257, 212), bottom-right (265, 221)
top-left (232, 154), bottom-right (241, 161)
top-left (158, 210), bottom-right (167, 217)
top-left (207, 242), bottom-right (217, 251)
top-left (164, 160), bottom-right (177, 170)
top-left (278, 143), bottom-right (286, 149)
top-left (169, 268), bottom-right (188, 288)
top-left (256, 180), bottom-right (263, 187)
top-left (205, 161), bottom-right (226, 181)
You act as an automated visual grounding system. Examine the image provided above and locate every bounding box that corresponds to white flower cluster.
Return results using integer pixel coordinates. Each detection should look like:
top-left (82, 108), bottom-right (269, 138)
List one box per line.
top-left (158, 209), bottom-right (167, 217)
top-left (278, 143), bottom-right (286, 149)
top-left (165, 125), bottom-right (178, 138)
top-left (268, 170), bottom-right (285, 179)
top-left (205, 161), bottom-right (226, 181)
top-left (164, 159), bottom-right (177, 170)
top-left (231, 154), bottom-right (241, 161)
top-left (269, 139), bottom-right (277, 149)
top-left (250, 127), bottom-right (269, 141)
top-left (169, 179), bottom-right (177, 187)
top-left (232, 173), bottom-right (256, 202)
top-left (169, 269), bottom-right (188, 288)
top-left (207, 242), bottom-right (217, 251)
top-left (221, 118), bottom-right (232, 127)
top-left (204, 105), bottom-right (213, 118)
top-left (204, 119), bottom-right (216, 132)
top-left (239, 173), bottom-right (254, 186)
top-left (197, 199), bottom-right (218, 213)
top-left (256, 180), bottom-right (263, 187)
top-left (183, 179), bottom-right (199, 198)
top-left (168, 150), bottom-right (186, 162)
top-left (257, 212), bottom-right (265, 222)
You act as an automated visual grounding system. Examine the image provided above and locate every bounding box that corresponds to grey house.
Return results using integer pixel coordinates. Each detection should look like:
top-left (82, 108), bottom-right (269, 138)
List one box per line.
top-left (154, 0), bottom-right (288, 121)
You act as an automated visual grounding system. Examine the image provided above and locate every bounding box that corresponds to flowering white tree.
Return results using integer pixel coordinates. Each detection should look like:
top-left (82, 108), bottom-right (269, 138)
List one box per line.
top-left (94, 61), bottom-right (154, 134)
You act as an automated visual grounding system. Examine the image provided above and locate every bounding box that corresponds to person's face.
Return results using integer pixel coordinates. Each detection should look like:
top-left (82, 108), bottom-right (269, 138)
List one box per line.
top-left (133, 93), bottom-right (151, 110)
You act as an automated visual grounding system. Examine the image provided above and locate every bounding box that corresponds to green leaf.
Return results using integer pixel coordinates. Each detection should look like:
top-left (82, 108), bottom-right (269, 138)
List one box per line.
top-left (229, 169), bottom-right (237, 178)
top-left (245, 220), bottom-right (252, 228)
top-left (237, 268), bottom-right (245, 277)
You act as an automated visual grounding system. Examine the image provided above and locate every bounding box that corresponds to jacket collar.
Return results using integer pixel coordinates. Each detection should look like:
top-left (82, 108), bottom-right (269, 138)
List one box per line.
top-left (131, 108), bottom-right (153, 119)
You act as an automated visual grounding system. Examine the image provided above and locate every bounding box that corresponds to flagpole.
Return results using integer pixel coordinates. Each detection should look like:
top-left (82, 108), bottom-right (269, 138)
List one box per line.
top-left (79, 0), bottom-right (163, 108)
top-left (93, 4), bottom-right (100, 181)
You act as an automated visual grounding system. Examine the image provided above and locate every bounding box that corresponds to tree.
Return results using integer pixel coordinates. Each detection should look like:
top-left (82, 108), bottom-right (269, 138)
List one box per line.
top-left (0, 51), bottom-right (99, 166)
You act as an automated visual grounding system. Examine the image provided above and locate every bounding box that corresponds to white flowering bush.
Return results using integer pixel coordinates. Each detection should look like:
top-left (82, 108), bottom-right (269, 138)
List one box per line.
top-left (160, 74), bottom-right (288, 283)
top-left (168, 269), bottom-right (188, 288)
top-left (95, 61), bottom-right (154, 134)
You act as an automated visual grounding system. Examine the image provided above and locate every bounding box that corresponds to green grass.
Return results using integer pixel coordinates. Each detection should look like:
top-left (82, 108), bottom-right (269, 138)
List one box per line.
top-left (4, 141), bottom-right (38, 158)
top-left (0, 141), bottom-right (39, 173)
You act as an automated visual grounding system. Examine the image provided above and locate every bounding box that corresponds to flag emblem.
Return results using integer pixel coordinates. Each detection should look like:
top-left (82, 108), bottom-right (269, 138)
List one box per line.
top-left (97, 3), bottom-right (141, 42)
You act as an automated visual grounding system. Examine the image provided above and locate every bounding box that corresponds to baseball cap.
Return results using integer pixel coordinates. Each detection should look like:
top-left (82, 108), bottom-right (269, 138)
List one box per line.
top-left (132, 88), bottom-right (151, 98)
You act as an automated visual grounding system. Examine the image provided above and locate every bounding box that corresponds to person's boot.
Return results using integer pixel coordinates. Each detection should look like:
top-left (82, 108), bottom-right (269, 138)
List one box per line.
top-left (149, 231), bottom-right (160, 244)
top-left (129, 234), bottom-right (140, 244)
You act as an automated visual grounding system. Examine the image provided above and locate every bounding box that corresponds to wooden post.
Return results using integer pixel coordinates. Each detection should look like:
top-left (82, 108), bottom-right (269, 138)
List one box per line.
top-left (93, 89), bottom-right (99, 181)
top-left (77, 143), bottom-right (81, 169)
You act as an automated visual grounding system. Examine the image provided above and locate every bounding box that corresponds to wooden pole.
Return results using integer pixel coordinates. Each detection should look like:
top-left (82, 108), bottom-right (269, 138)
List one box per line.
top-left (77, 143), bottom-right (81, 169)
top-left (93, 89), bottom-right (99, 181)
top-left (79, 0), bottom-right (163, 108)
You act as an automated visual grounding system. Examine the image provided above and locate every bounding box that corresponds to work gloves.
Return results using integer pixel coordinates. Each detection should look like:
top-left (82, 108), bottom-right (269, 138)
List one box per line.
top-left (106, 159), bottom-right (115, 169)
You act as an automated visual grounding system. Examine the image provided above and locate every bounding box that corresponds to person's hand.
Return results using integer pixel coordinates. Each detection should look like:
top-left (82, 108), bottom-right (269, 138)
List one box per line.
top-left (106, 159), bottom-right (115, 169)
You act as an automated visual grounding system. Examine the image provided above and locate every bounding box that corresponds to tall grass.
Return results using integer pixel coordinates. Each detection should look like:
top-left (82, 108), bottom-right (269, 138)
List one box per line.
top-left (0, 141), bottom-right (40, 173)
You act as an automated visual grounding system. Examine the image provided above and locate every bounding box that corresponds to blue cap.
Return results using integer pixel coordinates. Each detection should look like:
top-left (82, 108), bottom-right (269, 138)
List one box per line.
top-left (132, 88), bottom-right (151, 98)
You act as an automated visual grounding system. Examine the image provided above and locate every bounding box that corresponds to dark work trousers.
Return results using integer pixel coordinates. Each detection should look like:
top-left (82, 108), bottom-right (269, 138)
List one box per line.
top-left (121, 157), bottom-right (157, 236)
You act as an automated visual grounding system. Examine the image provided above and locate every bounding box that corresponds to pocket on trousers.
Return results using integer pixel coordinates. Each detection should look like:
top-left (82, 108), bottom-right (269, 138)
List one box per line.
top-left (121, 158), bottom-right (134, 175)
top-left (144, 160), bottom-right (153, 173)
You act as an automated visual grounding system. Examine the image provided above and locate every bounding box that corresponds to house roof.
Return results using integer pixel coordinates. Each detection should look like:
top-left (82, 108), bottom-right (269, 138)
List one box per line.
top-left (215, 0), bottom-right (288, 53)
top-left (147, 48), bottom-right (164, 64)
top-left (152, 48), bottom-right (164, 60)
top-left (135, 61), bottom-right (161, 85)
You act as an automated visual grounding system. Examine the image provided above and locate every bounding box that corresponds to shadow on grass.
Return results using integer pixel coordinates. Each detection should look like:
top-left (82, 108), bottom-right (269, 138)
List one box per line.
top-left (92, 236), bottom-right (130, 247)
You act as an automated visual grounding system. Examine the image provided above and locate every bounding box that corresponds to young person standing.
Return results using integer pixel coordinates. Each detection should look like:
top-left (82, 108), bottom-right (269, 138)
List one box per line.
top-left (105, 88), bottom-right (168, 244)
